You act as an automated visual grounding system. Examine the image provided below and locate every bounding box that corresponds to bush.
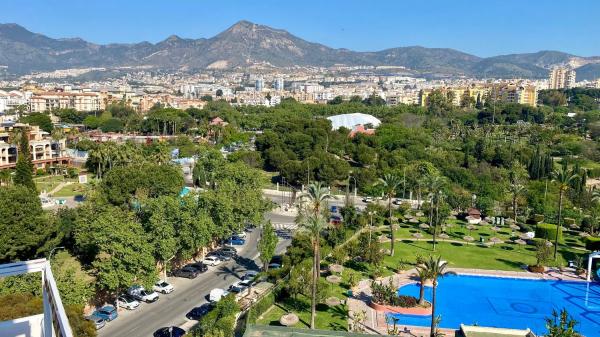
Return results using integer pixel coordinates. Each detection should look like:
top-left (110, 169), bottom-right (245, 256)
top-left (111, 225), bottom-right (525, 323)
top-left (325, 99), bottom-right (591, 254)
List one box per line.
top-left (535, 223), bottom-right (563, 242)
top-left (371, 281), bottom-right (418, 307)
top-left (585, 236), bottom-right (600, 251)
top-left (564, 218), bottom-right (576, 226)
top-left (519, 223), bottom-right (533, 233)
top-left (532, 214), bottom-right (545, 223)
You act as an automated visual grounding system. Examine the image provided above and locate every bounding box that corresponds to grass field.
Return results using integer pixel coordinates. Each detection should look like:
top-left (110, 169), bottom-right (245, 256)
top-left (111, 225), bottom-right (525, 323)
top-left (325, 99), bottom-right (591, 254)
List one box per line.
top-left (34, 175), bottom-right (77, 193)
top-left (54, 183), bottom-right (87, 197)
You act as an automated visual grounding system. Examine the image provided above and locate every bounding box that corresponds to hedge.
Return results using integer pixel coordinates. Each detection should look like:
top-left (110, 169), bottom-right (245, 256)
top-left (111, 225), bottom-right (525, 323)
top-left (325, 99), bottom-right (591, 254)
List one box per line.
top-left (535, 223), bottom-right (563, 242)
top-left (246, 283), bottom-right (282, 324)
top-left (585, 236), bottom-right (600, 251)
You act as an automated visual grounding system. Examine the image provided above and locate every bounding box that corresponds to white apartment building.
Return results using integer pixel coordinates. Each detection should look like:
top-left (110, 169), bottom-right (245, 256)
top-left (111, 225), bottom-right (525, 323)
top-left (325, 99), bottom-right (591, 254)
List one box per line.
top-left (29, 91), bottom-right (103, 112)
top-left (0, 90), bottom-right (28, 113)
top-left (548, 67), bottom-right (576, 89)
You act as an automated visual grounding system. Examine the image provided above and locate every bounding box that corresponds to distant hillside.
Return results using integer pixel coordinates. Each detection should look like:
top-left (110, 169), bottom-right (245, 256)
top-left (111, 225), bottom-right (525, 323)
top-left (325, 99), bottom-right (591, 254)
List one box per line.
top-left (0, 20), bottom-right (599, 79)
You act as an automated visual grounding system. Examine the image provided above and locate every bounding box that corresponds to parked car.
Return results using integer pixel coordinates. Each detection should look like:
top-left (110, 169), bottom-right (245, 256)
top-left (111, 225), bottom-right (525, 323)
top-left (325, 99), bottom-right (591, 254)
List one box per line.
top-left (220, 246), bottom-right (237, 256)
top-left (215, 252), bottom-right (232, 261)
top-left (117, 294), bottom-right (140, 310)
top-left (242, 270), bottom-right (259, 281)
top-left (128, 285), bottom-right (159, 303)
top-left (209, 288), bottom-right (230, 302)
top-left (229, 281), bottom-right (249, 293)
top-left (153, 280), bottom-right (174, 294)
top-left (86, 314), bottom-right (106, 330)
top-left (186, 303), bottom-right (214, 320)
top-left (268, 263), bottom-right (282, 269)
top-left (153, 326), bottom-right (186, 337)
top-left (362, 196), bottom-right (374, 203)
top-left (203, 256), bottom-right (221, 266)
top-left (235, 231), bottom-right (247, 239)
top-left (172, 266), bottom-right (200, 279)
top-left (189, 262), bottom-right (208, 273)
top-left (92, 305), bottom-right (118, 322)
top-left (227, 236), bottom-right (245, 245)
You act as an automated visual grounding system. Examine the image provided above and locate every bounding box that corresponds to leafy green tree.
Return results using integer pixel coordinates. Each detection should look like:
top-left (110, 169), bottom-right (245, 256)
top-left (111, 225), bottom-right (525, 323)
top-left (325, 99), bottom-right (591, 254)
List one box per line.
top-left (0, 185), bottom-right (49, 262)
top-left (74, 206), bottom-right (156, 292)
top-left (21, 113), bottom-right (53, 132)
top-left (51, 251), bottom-right (94, 306)
top-left (141, 196), bottom-right (179, 277)
top-left (258, 221), bottom-right (278, 271)
top-left (13, 131), bottom-right (36, 191)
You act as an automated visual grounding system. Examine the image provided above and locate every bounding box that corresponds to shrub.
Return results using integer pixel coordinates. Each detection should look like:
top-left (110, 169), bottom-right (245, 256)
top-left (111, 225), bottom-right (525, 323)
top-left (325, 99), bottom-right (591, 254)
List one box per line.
top-left (563, 218), bottom-right (576, 226)
top-left (535, 223), bottom-right (563, 242)
top-left (371, 281), bottom-right (418, 307)
top-left (535, 240), bottom-right (552, 267)
top-left (519, 223), bottom-right (533, 233)
top-left (585, 236), bottom-right (600, 251)
top-left (532, 214), bottom-right (545, 223)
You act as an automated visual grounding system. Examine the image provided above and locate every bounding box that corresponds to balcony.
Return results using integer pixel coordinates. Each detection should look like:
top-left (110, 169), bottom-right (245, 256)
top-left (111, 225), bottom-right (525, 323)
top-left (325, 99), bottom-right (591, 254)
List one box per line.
top-left (0, 259), bottom-right (73, 337)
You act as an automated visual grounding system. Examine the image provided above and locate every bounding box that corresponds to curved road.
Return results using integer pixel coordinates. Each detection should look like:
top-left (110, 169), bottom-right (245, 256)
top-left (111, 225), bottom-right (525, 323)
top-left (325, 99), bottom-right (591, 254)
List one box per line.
top-left (98, 213), bottom-right (292, 337)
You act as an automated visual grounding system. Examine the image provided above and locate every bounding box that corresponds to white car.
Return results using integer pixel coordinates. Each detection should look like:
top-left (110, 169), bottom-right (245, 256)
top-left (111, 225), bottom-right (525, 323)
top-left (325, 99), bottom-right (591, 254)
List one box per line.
top-left (127, 285), bottom-right (159, 303)
top-left (153, 280), bottom-right (174, 294)
top-left (117, 295), bottom-right (140, 310)
top-left (203, 256), bottom-right (221, 266)
top-left (209, 288), bottom-right (230, 302)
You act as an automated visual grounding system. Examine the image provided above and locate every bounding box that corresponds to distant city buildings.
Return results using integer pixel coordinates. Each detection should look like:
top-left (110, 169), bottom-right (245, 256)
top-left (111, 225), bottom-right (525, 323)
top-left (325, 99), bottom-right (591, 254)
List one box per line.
top-left (419, 82), bottom-right (538, 107)
top-left (29, 91), bottom-right (103, 112)
top-left (548, 67), bottom-right (576, 89)
top-left (255, 78), bottom-right (264, 92)
top-left (274, 77), bottom-right (284, 91)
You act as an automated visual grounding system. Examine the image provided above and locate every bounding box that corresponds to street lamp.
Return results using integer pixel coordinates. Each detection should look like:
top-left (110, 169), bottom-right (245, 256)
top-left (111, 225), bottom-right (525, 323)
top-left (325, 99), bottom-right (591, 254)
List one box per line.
top-left (48, 246), bottom-right (65, 260)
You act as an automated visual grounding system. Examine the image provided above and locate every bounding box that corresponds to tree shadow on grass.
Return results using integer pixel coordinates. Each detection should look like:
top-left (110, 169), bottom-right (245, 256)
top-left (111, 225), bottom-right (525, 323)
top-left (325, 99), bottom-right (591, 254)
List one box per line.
top-left (496, 258), bottom-right (527, 270)
top-left (450, 242), bottom-right (463, 247)
top-left (329, 304), bottom-right (349, 320)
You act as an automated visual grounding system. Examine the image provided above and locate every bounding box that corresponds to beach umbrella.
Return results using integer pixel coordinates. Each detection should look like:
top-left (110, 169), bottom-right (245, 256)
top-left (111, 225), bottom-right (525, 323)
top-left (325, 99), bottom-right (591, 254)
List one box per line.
top-left (463, 235), bottom-right (474, 243)
top-left (412, 232), bottom-right (423, 239)
top-left (569, 224), bottom-right (580, 230)
top-left (514, 239), bottom-right (527, 250)
top-left (490, 237), bottom-right (503, 244)
top-left (280, 313), bottom-right (299, 327)
top-left (491, 226), bottom-right (501, 232)
top-left (545, 241), bottom-right (553, 247)
top-left (419, 223), bottom-right (430, 230)
top-left (409, 218), bottom-right (420, 224)
top-left (325, 297), bottom-right (342, 307)
top-left (329, 264), bottom-right (344, 274)
top-left (439, 233), bottom-right (450, 239)
top-left (579, 232), bottom-right (590, 238)
top-left (509, 224), bottom-right (520, 231)
top-left (326, 275), bottom-right (342, 284)
top-left (444, 222), bottom-right (454, 228)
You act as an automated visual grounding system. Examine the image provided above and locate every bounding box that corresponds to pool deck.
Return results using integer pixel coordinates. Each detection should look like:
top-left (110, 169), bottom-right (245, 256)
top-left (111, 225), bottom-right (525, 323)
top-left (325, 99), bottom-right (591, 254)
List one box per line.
top-left (347, 267), bottom-right (588, 336)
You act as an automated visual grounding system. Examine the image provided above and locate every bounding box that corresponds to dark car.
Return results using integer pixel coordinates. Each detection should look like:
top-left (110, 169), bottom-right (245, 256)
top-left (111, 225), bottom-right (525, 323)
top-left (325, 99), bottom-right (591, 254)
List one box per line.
top-left (226, 236), bottom-right (245, 245)
top-left (185, 303), bottom-right (213, 320)
top-left (154, 326), bottom-right (186, 337)
top-left (172, 266), bottom-right (199, 279)
top-left (189, 262), bottom-right (208, 273)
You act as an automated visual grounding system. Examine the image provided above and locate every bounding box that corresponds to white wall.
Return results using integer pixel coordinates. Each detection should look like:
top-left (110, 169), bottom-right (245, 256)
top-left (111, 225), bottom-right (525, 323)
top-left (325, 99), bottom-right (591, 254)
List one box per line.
top-left (0, 314), bottom-right (45, 337)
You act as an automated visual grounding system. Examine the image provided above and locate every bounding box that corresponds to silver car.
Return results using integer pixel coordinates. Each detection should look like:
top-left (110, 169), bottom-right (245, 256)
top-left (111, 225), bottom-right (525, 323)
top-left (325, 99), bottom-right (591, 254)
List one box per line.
top-left (86, 314), bottom-right (106, 330)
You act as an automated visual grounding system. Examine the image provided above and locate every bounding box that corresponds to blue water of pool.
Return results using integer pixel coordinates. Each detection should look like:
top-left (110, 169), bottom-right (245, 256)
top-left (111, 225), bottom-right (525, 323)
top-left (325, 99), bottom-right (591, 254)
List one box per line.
top-left (387, 275), bottom-right (600, 336)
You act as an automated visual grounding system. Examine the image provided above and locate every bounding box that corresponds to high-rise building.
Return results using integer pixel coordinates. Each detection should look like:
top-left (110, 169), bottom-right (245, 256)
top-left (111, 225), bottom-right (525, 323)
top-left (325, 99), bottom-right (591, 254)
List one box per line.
top-left (548, 67), bottom-right (576, 89)
top-left (255, 78), bottom-right (264, 92)
top-left (274, 77), bottom-right (284, 91)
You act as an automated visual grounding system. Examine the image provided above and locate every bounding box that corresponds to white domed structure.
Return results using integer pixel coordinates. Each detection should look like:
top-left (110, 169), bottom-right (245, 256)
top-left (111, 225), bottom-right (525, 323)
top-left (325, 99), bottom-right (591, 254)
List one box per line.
top-left (326, 113), bottom-right (381, 130)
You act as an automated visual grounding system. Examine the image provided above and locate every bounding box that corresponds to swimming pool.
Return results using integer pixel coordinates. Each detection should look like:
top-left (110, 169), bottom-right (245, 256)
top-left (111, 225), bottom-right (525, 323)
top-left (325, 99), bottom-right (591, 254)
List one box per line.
top-left (388, 275), bottom-right (600, 336)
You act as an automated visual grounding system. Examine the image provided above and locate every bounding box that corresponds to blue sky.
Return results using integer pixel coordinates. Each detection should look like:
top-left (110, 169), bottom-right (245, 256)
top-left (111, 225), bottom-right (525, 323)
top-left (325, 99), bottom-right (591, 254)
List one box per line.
top-left (2, 0), bottom-right (599, 57)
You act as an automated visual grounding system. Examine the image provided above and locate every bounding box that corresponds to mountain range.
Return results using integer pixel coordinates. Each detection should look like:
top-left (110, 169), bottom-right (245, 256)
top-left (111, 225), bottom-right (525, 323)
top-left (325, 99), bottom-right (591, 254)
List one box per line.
top-left (1, 20), bottom-right (600, 80)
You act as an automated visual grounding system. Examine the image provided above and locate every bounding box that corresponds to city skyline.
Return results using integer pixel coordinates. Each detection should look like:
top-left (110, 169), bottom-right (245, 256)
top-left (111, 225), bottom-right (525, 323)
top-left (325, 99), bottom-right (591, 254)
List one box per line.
top-left (2, 0), bottom-right (600, 57)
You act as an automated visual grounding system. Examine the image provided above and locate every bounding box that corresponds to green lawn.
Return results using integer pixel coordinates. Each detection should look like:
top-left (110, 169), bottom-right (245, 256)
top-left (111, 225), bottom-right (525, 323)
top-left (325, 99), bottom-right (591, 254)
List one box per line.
top-left (256, 276), bottom-right (350, 331)
top-left (53, 183), bottom-right (86, 197)
top-left (34, 175), bottom-right (76, 193)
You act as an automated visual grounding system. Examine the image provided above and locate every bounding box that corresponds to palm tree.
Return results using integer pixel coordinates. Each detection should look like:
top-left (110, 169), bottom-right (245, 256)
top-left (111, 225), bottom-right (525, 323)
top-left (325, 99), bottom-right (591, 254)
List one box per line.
top-left (507, 182), bottom-right (525, 225)
top-left (419, 256), bottom-right (454, 337)
top-left (297, 182), bottom-right (334, 329)
top-left (551, 165), bottom-right (578, 260)
top-left (425, 175), bottom-right (445, 250)
top-left (415, 265), bottom-right (430, 306)
top-left (300, 181), bottom-right (333, 217)
top-left (299, 213), bottom-right (329, 329)
top-left (377, 174), bottom-right (402, 256)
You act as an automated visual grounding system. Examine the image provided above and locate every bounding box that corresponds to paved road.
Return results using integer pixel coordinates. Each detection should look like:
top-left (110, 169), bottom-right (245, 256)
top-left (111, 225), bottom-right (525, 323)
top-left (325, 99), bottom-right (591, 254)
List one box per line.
top-left (98, 217), bottom-right (292, 337)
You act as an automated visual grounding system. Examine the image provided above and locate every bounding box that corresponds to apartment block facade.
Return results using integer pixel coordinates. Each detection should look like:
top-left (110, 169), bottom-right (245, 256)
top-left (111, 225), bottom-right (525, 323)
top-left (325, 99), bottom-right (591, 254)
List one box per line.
top-left (548, 67), bottom-right (576, 89)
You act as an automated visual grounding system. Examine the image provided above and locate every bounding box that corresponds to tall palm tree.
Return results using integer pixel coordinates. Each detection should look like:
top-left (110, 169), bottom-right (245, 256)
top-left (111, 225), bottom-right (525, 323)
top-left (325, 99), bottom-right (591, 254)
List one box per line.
top-left (299, 213), bottom-right (329, 329)
top-left (377, 174), bottom-right (402, 256)
top-left (507, 182), bottom-right (525, 225)
top-left (551, 165), bottom-right (578, 260)
top-left (425, 175), bottom-right (445, 251)
top-left (420, 256), bottom-right (454, 337)
top-left (297, 182), bottom-right (334, 329)
top-left (300, 181), bottom-right (333, 217)
top-left (415, 264), bottom-right (431, 306)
